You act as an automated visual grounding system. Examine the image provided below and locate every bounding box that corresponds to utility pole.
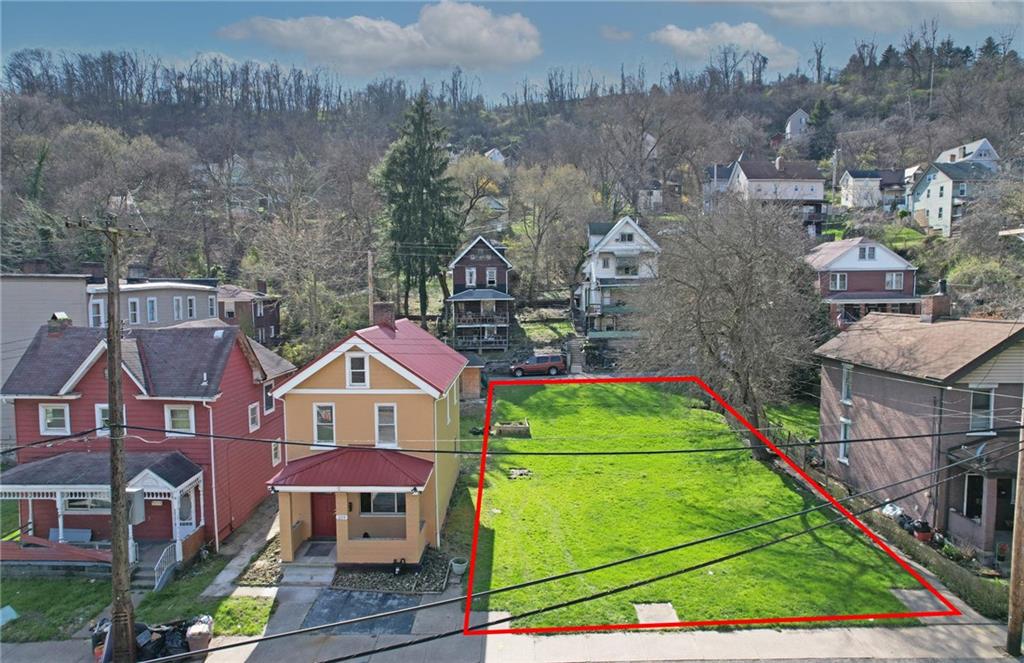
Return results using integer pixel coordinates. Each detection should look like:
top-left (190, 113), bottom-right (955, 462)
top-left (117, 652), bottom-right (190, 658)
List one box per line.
top-left (1006, 404), bottom-right (1024, 656)
top-left (367, 250), bottom-right (375, 323)
top-left (73, 200), bottom-right (145, 662)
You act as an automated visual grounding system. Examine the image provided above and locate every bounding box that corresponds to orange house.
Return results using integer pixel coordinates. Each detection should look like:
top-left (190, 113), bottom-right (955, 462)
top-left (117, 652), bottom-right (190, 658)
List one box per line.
top-left (269, 303), bottom-right (466, 567)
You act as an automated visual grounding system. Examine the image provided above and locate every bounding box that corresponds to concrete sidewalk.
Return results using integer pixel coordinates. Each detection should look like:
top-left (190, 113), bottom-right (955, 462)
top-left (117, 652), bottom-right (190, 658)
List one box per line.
top-left (202, 496), bottom-right (280, 598)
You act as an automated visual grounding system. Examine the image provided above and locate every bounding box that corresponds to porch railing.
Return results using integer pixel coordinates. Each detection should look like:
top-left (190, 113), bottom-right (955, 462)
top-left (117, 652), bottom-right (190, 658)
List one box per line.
top-left (454, 312), bottom-right (510, 325)
top-left (153, 542), bottom-right (177, 591)
top-left (453, 336), bottom-right (508, 349)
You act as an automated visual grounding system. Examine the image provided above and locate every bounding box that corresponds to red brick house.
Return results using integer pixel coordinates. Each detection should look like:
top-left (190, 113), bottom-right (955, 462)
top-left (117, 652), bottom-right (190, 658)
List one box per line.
top-left (0, 319), bottom-right (294, 583)
top-left (805, 237), bottom-right (919, 327)
top-left (814, 290), bottom-right (1022, 566)
top-left (447, 236), bottom-right (514, 351)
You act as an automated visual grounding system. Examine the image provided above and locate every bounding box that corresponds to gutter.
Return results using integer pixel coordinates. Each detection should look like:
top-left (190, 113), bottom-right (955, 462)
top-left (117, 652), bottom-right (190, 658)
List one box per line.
top-left (203, 402), bottom-right (220, 553)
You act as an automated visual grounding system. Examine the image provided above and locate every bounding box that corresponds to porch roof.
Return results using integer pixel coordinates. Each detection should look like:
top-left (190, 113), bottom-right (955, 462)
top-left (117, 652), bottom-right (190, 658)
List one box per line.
top-left (447, 288), bottom-right (514, 302)
top-left (268, 447), bottom-right (434, 491)
top-left (0, 451), bottom-right (202, 490)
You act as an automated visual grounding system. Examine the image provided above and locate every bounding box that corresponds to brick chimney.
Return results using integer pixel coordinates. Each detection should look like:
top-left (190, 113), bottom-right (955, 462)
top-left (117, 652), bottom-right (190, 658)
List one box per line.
top-left (20, 259), bottom-right (50, 274)
top-left (774, 155), bottom-right (785, 171)
top-left (920, 279), bottom-right (951, 324)
top-left (48, 312), bottom-right (72, 336)
top-left (80, 261), bottom-right (105, 283)
top-left (372, 302), bottom-right (395, 329)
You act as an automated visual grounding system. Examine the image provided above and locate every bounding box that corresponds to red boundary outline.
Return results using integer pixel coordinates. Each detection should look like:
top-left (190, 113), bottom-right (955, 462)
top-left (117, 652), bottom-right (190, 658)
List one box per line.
top-left (462, 375), bottom-right (960, 635)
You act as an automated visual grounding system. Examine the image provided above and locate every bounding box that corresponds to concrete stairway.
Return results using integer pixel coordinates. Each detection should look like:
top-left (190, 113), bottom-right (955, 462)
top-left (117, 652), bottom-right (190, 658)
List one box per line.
top-left (281, 561), bottom-right (337, 586)
top-left (567, 337), bottom-right (585, 374)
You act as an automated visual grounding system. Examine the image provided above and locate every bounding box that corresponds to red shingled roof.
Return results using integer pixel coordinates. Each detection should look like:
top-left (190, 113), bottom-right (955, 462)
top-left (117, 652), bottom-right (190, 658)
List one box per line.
top-left (356, 318), bottom-right (467, 393)
top-left (268, 447), bottom-right (434, 489)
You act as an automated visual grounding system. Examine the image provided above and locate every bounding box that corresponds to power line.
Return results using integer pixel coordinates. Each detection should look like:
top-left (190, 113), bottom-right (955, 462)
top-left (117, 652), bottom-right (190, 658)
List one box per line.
top-left (149, 438), bottom-right (1021, 663)
top-left (0, 428), bottom-right (102, 456)
top-left (319, 446), bottom-right (1021, 663)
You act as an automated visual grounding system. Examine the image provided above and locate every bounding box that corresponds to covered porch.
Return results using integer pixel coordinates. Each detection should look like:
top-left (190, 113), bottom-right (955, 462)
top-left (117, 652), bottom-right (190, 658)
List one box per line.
top-left (945, 443), bottom-right (1016, 568)
top-left (0, 451), bottom-right (206, 573)
top-left (269, 446), bottom-right (434, 567)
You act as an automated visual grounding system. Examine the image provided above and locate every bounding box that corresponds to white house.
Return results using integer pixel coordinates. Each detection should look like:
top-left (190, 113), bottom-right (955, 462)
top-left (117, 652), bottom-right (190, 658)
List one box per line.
top-left (785, 108), bottom-right (810, 141)
top-left (484, 148), bottom-right (506, 165)
top-left (909, 162), bottom-right (998, 236)
top-left (839, 170), bottom-right (883, 208)
top-left (728, 157), bottom-right (827, 234)
top-left (575, 216), bottom-right (660, 342)
top-left (934, 138), bottom-right (999, 170)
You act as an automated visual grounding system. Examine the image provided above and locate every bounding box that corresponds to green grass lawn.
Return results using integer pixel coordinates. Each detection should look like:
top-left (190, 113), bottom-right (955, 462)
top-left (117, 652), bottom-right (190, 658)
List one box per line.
top-left (880, 225), bottom-right (925, 249)
top-left (0, 577), bottom-right (111, 641)
top-left (466, 383), bottom-right (918, 629)
top-left (519, 319), bottom-right (575, 345)
top-left (135, 555), bottom-right (273, 636)
top-left (765, 402), bottom-right (820, 440)
top-left (1, 500), bottom-right (21, 540)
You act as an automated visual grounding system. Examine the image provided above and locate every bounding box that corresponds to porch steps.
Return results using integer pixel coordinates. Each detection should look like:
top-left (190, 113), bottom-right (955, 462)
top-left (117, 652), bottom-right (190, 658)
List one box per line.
top-left (131, 567), bottom-right (157, 590)
top-left (281, 562), bottom-right (337, 586)
top-left (567, 337), bottom-right (585, 374)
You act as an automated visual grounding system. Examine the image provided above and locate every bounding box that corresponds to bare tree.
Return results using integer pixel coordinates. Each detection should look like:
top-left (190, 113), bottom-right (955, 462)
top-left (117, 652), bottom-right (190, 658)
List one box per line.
top-left (813, 41), bottom-right (826, 84)
top-left (627, 199), bottom-right (823, 458)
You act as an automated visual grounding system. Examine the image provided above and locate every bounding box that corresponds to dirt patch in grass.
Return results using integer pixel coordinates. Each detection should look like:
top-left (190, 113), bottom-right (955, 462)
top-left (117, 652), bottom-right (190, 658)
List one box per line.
top-left (237, 536), bottom-right (282, 587)
top-left (332, 548), bottom-right (451, 593)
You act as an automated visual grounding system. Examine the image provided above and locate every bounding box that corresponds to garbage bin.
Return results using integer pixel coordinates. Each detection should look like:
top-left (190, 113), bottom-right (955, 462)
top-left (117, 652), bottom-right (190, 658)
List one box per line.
top-left (186, 615), bottom-right (214, 656)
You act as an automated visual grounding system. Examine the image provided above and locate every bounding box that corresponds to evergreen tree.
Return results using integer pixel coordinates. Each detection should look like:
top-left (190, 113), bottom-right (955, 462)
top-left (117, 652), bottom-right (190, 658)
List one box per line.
top-left (376, 91), bottom-right (460, 328)
top-left (807, 99), bottom-right (835, 160)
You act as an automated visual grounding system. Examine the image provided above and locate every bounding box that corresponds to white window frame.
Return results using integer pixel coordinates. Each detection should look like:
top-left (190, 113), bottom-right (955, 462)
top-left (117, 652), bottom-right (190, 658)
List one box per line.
top-left (465, 267), bottom-right (477, 287)
top-left (840, 364), bottom-right (853, 404)
top-left (361, 492), bottom-right (406, 516)
top-left (248, 402), bottom-right (260, 433)
top-left (208, 295), bottom-right (216, 317)
top-left (968, 387), bottom-right (996, 434)
top-left (89, 298), bottom-right (106, 328)
top-left (375, 403), bottom-right (398, 448)
top-left (829, 272), bottom-right (848, 291)
top-left (39, 403), bottom-right (70, 435)
top-left (857, 246), bottom-right (876, 260)
top-left (958, 182), bottom-right (967, 196)
top-left (127, 298), bottom-right (140, 325)
top-left (186, 296), bottom-right (197, 319)
top-left (147, 297), bottom-right (158, 323)
top-left (885, 272), bottom-right (904, 291)
top-left (263, 381), bottom-right (275, 414)
top-left (313, 403), bottom-right (336, 448)
top-left (255, 300), bottom-right (265, 317)
top-left (838, 417), bottom-right (851, 465)
top-left (164, 404), bottom-right (196, 436)
top-left (257, 327), bottom-right (266, 343)
top-left (486, 267), bottom-right (498, 288)
top-left (271, 439), bottom-right (282, 466)
top-left (173, 296), bottom-right (184, 321)
top-left (601, 257), bottom-right (610, 269)
top-left (346, 353), bottom-right (368, 388)
top-left (94, 403), bottom-right (126, 437)
top-left (64, 496), bottom-right (111, 515)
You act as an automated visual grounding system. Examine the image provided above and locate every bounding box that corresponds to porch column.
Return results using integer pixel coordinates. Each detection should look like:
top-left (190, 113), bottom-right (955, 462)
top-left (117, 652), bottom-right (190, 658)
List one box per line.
top-left (278, 493), bottom-right (295, 563)
top-left (198, 483), bottom-right (206, 528)
top-left (335, 493), bottom-right (349, 564)
top-left (982, 476), bottom-right (999, 553)
top-left (55, 490), bottom-right (64, 542)
top-left (128, 523), bottom-right (136, 564)
top-left (171, 492), bottom-right (183, 562)
top-left (26, 498), bottom-right (34, 536)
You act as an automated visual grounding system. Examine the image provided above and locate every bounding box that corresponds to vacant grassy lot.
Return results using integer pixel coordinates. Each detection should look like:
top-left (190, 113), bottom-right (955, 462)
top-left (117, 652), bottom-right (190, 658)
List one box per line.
top-left (519, 319), bottom-right (575, 344)
top-left (0, 577), bottom-right (110, 641)
top-left (468, 382), bottom-right (918, 629)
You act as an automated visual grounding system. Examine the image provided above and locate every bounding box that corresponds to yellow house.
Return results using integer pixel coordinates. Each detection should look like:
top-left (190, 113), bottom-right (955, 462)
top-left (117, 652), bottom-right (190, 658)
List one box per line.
top-left (269, 304), bottom-right (466, 567)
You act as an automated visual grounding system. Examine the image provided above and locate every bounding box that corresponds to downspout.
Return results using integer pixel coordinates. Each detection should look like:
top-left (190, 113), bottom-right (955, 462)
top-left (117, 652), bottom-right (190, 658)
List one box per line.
top-left (434, 392), bottom-right (441, 548)
top-left (204, 402), bottom-right (220, 553)
top-left (932, 389), bottom-right (945, 530)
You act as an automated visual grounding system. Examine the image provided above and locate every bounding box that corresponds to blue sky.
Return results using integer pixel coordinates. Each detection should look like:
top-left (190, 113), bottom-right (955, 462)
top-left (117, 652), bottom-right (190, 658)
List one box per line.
top-left (3, 2), bottom-right (1021, 98)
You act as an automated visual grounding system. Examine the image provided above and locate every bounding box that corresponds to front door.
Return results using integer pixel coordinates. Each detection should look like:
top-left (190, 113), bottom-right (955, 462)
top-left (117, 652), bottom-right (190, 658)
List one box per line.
top-left (311, 493), bottom-right (337, 539)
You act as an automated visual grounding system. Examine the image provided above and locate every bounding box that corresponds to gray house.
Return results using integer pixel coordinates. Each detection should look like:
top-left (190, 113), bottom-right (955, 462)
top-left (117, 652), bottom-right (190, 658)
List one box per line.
top-left (814, 290), bottom-right (1022, 565)
top-left (87, 280), bottom-right (219, 329)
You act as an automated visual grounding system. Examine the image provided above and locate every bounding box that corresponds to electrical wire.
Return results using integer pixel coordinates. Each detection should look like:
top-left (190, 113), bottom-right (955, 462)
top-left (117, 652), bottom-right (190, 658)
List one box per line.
top-left (0, 428), bottom-right (102, 456)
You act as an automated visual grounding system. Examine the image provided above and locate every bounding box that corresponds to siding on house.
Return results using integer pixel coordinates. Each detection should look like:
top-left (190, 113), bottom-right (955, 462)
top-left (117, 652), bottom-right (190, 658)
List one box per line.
top-left (816, 269), bottom-right (918, 297)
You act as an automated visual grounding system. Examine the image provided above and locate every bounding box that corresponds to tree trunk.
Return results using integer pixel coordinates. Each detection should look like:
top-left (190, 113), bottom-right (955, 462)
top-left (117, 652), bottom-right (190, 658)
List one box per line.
top-left (435, 268), bottom-right (451, 326)
top-left (402, 270), bottom-right (411, 317)
top-left (418, 262), bottom-right (429, 330)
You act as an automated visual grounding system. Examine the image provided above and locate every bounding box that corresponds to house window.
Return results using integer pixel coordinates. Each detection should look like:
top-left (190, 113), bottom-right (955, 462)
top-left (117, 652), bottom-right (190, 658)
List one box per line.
top-left (838, 418), bottom-right (851, 464)
top-left (269, 325), bottom-right (276, 338)
top-left (346, 354), bottom-right (368, 388)
top-left (164, 405), bottom-right (195, 435)
top-left (263, 381), bottom-right (275, 414)
top-left (938, 207), bottom-right (943, 219)
top-left (248, 403), bottom-right (260, 432)
top-left (271, 439), bottom-right (282, 466)
top-left (127, 298), bottom-right (140, 325)
top-left (619, 232), bottom-right (634, 242)
top-left (601, 257), bottom-right (610, 269)
top-left (486, 268), bottom-right (498, 288)
top-left (173, 296), bottom-right (184, 321)
top-left (926, 188), bottom-right (931, 198)
top-left (64, 497), bottom-right (111, 514)
top-left (314, 404), bottom-right (335, 446)
top-left (360, 492), bottom-right (406, 515)
top-left (95, 403), bottom-right (125, 437)
top-left (958, 182), bottom-right (967, 196)
top-left (829, 273), bottom-right (848, 291)
top-left (89, 299), bottom-right (106, 327)
top-left (39, 404), bottom-right (70, 435)
top-left (255, 300), bottom-right (265, 317)
top-left (969, 389), bottom-right (995, 433)
top-left (465, 267), bottom-right (477, 287)
top-left (208, 295), bottom-right (216, 317)
top-left (885, 272), bottom-right (904, 290)
top-left (186, 296), bottom-right (197, 319)
top-left (963, 474), bottom-right (984, 519)
top-left (375, 404), bottom-right (397, 448)
top-left (840, 365), bottom-right (853, 403)
top-left (257, 327), bottom-right (266, 343)
top-left (147, 297), bottom-right (158, 323)
top-left (857, 246), bottom-right (876, 260)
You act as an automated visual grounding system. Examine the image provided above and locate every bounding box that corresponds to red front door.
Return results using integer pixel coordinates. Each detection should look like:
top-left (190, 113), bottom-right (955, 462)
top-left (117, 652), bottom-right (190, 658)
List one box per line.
top-left (311, 493), bottom-right (337, 539)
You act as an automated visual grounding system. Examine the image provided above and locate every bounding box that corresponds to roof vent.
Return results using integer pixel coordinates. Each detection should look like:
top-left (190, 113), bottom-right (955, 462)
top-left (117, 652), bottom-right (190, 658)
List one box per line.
top-left (201, 372), bottom-right (208, 386)
top-left (213, 329), bottom-right (225, 339)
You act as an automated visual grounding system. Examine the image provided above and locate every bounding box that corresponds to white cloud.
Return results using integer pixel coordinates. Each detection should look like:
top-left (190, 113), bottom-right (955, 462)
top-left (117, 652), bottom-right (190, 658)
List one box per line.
top-left (757, 1), bottom-right (1022, 29)
top-left (650, 22), bottom-right (799, 69)
top-left (217, 1), bottom-right (542, 74)
top-left (600, 25), bottom-right (634, 42)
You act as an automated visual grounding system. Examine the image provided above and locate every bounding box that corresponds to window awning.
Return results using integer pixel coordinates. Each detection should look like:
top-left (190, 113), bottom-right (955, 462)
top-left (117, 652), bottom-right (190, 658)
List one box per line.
top-left (268, 447), bottom-right (434, 493)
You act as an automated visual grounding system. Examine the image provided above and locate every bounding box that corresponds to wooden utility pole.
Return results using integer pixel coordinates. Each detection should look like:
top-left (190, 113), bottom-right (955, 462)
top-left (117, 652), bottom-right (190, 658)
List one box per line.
top-left (367, 250), bottom-right (375, 322)
top-left (1006, 405), bottom-right (1024, 656)
top-left (73, 203), bottom-right (144, 662)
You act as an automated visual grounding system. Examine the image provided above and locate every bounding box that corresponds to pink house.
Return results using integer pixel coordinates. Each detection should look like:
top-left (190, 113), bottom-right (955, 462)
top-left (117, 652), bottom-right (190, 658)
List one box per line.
top-left (0, 318), bottom-right (294, 586)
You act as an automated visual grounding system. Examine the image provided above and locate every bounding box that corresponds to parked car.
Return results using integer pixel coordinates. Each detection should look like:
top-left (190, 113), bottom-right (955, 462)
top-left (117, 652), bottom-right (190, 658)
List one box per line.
top-left (510, 354), bottom-right (566, 377)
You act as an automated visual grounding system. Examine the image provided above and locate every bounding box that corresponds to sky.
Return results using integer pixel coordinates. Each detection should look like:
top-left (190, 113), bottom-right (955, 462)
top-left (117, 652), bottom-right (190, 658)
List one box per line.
top-left (3, 1), bottom-right (1022, 98)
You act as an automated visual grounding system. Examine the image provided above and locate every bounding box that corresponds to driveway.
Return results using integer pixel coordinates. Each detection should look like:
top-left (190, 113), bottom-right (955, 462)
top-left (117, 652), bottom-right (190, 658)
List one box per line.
top-left (301, 589), bottom-right (420, 636)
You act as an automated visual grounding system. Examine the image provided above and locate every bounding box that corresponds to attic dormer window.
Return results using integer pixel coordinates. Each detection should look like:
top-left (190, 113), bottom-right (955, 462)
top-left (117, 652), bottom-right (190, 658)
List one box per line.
top-left (619, 232), bottom-right (634, 243)
top-left (347, 353), bottom-right (368, 388)
top-left (858, 246), bottom-right (876, 260)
